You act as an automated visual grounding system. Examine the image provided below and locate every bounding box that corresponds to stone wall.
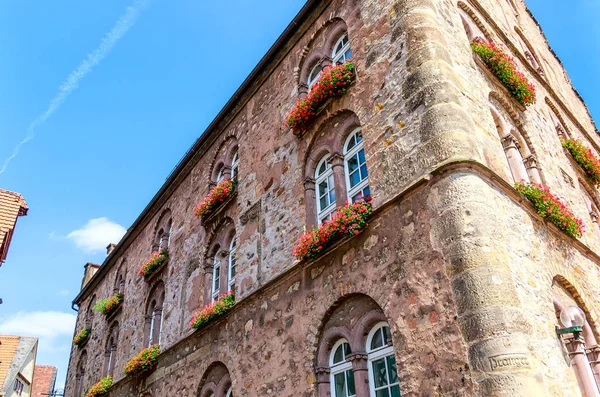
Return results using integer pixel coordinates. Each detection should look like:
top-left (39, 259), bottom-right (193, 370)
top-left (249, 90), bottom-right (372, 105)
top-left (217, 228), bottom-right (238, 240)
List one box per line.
top-left (64, 0), bottom-right (600, 395)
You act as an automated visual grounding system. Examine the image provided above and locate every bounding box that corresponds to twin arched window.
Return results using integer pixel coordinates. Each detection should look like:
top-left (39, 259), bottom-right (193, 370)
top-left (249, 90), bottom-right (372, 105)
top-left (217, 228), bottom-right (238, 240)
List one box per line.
top-left (145, 283), bottom-right (165, 348)
top-left (211, 236), bottom-right (237, 302)
top-left (103, 323), bottom-right (119, 378)
top-left (328, 323), bottom-right (399, 397)
top-left (215, 150), bottom-right (239, 185)
top-left (315, 128), bottom-right (370, 224)
top-left (307, 33), bottom-right (352, 91)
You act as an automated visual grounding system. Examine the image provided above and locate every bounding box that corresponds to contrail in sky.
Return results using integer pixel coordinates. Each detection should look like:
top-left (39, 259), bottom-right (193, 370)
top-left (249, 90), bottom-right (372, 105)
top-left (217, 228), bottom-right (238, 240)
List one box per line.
top-left (0, 0), bottom-right (148, 175)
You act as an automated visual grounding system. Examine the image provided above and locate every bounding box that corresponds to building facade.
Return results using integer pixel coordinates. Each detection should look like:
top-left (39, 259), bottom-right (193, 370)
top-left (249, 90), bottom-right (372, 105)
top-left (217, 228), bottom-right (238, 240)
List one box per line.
top-left (0, 336), bottom-right (38, 397)
top-left (64, 0), bottom-right (600, 396)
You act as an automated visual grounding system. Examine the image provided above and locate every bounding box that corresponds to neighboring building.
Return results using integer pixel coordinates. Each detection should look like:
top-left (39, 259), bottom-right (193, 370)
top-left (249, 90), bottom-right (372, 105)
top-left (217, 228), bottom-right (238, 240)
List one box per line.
top-left (0, 336), bottom-right (38, 397)
top-left (31, 366), bottom-right (58, 397)
top-left (64, 0), bottom-right (600, 396)
top-left (0, 190), bottom-right (28, 266)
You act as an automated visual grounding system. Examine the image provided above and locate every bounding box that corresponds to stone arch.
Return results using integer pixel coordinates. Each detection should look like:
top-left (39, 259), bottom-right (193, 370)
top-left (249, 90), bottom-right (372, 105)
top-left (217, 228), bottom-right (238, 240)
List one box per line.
top-left (202, 217), bottom-right (236, 303)
top-left (103, 321), bottom-right (119, 377)
top-left (152, 208), bottom-right (173, 252)
top-left (144, 280), bottom-right (165, 347)
top-left (204, 217), bottom-right (236, 261)
top-left (456, 1), bottom-right (493, 41)
top-left (545, 97), bottom-right (571, 138)
top-left (113, 259), bottom-right (127, 294)
top-left (297, 17), bottom-right (349, 90)
top-left (85, 294), bottom-right (96, 329)
top-left (553, 274), bottom-right (600, 342)
top-left (74, 350), bottom-right (88, 397)
top-left (514, 26), bottom-right (545, 77)
top-left (208, 133), bottom-right (240, 185)
top-left (197, 362), bottom-right (232, 397)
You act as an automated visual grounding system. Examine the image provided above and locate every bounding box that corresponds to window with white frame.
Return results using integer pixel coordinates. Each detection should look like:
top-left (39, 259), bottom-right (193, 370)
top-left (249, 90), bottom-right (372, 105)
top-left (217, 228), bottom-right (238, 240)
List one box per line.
top-left (231, 151), bottom-right (239, 180)
top-left (330, 339), bottom-right (356, 397)
top-left (308, 64), bottom-right (322, 91)
top-left (228, 238), bottom-right (236, 292)
top-left (367, 323), bottom-right (400, 397)
top-left (212, 254), bottom-right (221, 302)
top-left (332, 34), bottom-right (352, 64)
top-left (216, 167), bottom-right (225, 184)
top-left (344, 128), bottom-right (370, 202)
top-left (315, 156), bottom-right (336, 224)
top-left (14, 379), bottom-right (24, 395)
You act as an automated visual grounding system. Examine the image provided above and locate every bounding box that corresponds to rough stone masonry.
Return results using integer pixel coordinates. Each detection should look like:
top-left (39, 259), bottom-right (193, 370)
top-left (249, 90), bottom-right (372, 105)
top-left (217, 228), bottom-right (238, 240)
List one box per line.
top-left (64, 0), bottom-right (600, 396)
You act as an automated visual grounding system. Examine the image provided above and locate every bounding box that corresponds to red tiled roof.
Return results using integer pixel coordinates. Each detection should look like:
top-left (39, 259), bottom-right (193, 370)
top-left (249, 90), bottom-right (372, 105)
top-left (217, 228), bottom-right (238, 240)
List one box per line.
top-left (0, 336), bottom-right (20, 388)
top-left (0, 189), bottom-right (28, 264)
top-left (31, 365), bottom-right (58, 396)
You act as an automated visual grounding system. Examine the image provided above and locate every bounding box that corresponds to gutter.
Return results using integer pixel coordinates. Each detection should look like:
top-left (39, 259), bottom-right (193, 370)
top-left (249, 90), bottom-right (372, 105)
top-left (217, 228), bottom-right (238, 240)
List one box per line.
top-left (72, 0), bottom-right (327, 306)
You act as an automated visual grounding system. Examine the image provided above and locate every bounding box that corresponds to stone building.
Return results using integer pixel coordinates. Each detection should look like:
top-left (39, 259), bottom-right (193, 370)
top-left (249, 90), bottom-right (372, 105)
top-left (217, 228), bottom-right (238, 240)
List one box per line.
top-left (64, 0), bottom-right (600, 395)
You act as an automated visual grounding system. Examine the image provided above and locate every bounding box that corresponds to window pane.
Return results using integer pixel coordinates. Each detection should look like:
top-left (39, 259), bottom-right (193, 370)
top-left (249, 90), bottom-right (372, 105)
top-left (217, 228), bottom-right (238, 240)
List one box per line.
top-left (347, 370), bottom-right (356, 396)
top-left (376, 389), bottom-right (391, 397)
top-left (346, 136), bottom-right (356, 151)
top-left (333, 343), bottom-right (345, 364)
top-left (387, 355), bottom-right (398, 383)
top-left (372, 358), bottom-right (388, 388)
top-left (391, 385), bottom-right (401, 397)
top-left (360, 164), bottom-right (368, 180)
top-left (334, 372), bottom-right (347, 397)
top-left (362, 186), bottom-right (371, 199)
top-left (371, 328), bottom-right (384, 350)
top-left (383, 326), bottom-right (392, 344)
top-left (358, 149), bottom-right (366, 164)
top-left (345, 48), bottom-right (352, 60)
top-left (348, 155), bottom-right (359, 173)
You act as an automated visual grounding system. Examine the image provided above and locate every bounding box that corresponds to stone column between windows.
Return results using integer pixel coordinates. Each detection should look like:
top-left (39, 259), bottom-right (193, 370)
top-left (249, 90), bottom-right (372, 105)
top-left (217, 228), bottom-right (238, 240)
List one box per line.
top-left (522, 155), bottom-right (541, 184)
top-left (303, 178), bottom-right (316, 228)
top-left (328, 152), bottom-right (347, 208)
top-left (153, 307), bottom-right (163, 346)
top-left (151, 243), bottom-right (160, 253)
top-left (315, 366), bottom-right (330, 397)
top-left (501, 134), bottom-right (529, 183)
top-left (565, 337), bottom-right (600, 396)
top-left (203, 262), bottom-right (214, 305)
top-left (218, 250), bottom-right (229, 297)
top-left (143, 314), bottom-right (153, 348)
top-left (221, 165), bottom-right (233, 181)
top-left (160, 232), bottom-right (170, 250)
top-left (586, 345), bottom-right (600, 388)
top-left (347, 352), bottom-right (370, 397)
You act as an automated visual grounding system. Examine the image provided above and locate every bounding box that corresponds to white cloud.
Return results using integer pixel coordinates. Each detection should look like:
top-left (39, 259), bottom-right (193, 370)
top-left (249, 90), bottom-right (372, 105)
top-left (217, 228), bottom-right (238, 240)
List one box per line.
top-left (57, 290), bottom-right (70, 296)
top-left (67, 217), bottom-right (126, 253)
top-left (0, 311), bottom-right (77, 353)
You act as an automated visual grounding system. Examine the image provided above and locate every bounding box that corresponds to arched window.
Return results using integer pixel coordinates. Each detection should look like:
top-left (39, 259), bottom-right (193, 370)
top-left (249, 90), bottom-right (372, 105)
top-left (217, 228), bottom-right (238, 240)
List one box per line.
top-left (315, 156), bottom-right (336, 224)
top-left (330, 340), bottom-right (356, 397)
top-left (225, 388), bottom-right (233, 397)
top-left (332, 34), bottom-right (352, 64)
top-left (152, 209), bottom-right (172, 253)
top-left (212, 253), bottom-right (221, 302)
top-left (85, 295), bottom-right (95, 330)
top-left (308, 64), bottom-right (322, 91)
top-left (144, 283), bottom-right (164, 348)
top-left (74, 350), bottom-right (87, 397)
top-left (231, 151), bottom-right (239, 181)
top-left (367, 323), bottom-right (400, 397)
top-left (103, 323), bottom-right (119, 378)
top-left (344, 128), bottom-right (370, 202)
top-left (216, 167), bottom-right (225, 184)
top-left (227, 238), bottom-right (236, 292)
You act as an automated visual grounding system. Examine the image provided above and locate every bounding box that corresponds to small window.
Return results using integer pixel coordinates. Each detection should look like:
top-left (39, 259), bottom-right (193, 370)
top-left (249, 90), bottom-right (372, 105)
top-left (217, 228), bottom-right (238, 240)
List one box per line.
top-left (228, 238), bottom-right (236, 291)
top-left (332, 34), bottom-right (352, 64)
top-left (308, 64), bottom-right (322, 90)
top-left (212, 254), bottom-right (221, 302)
top-left (216, 167), bottom-right (225, 184)
top-left (329, 340), bottom-right (356, 397)
top-left (231, 151), bottom-right (239, 180)
top-left (315, 156), bottom-right (336, 224)
top-left (367, 323), bottom-right (400, 397)
top-left (344, 129), bottom-right (370, 202)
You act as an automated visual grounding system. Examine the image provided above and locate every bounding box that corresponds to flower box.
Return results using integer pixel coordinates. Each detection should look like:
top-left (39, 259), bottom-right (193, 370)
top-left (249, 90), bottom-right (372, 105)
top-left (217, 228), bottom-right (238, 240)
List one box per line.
top-left (124, 344), bottom-right (161, 378)
top-left (471, 38), bottom-right (536, 107)
top-left (195, 179), bottom-right (237, 222)
top-left (292, 198), bottom-right (373, 261)
top-left (73, 328), bottom-right (91, 348)
top-left (139, 249), bottom-right (169, 280)
top-left (93, 293), bottom-right (124, 319)
top-left (515, 182), bottom-right (584, 238)
top-left (562, 138), bottom-right (600, 185)
top-left (85, 377), bottom-right (112, 397)
top-left (190, 291), bottom-right (235, 330)
top-left (286, 60), bottom-right (356, 135)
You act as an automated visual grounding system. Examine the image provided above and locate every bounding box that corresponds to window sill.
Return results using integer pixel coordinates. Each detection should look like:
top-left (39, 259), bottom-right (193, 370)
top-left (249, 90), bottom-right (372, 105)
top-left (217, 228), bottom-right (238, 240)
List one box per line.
top-left (143, 259), bottom-right (169, 284)
top-left (473, 54), bottom-right (526, 112)
top-left (201, 191), bottom-right (237, 225)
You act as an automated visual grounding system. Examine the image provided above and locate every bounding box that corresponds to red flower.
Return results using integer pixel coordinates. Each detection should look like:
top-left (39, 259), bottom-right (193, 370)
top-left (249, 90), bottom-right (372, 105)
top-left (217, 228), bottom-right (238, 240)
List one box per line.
top-left (195, 179), bottom-right (237, 220)
top-left (138, 249), bottom-right (169, 278)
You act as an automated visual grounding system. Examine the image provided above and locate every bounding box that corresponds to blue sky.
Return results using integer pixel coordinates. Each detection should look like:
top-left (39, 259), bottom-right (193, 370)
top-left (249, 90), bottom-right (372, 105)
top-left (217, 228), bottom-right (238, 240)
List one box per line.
top-left (0, 0), bottom-right (597, 391)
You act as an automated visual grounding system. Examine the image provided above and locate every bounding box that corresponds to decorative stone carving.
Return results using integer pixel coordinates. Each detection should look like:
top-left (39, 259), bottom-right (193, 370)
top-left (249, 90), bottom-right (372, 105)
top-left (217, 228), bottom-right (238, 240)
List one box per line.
top-left (501, 134), bottom-right (519, 150)
top-left (240, 200), bottom-right (261, 226)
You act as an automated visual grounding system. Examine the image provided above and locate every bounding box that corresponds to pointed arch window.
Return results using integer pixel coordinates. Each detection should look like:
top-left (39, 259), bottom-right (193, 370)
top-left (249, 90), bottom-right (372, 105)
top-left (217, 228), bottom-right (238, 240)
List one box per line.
top-left (332, 34), bottom-right (352, 64)
top-left (212, 254), bottom-right (221, 302)
top-left (228, 238), bottom-right (236, 291)
top-left (315, 156), bottom-right (336, 224)
top-left (367, 323), bottom-right (400, 397)
top-left (330, 340), bottom-right (356, 397)
top-left (344, 128), bottom-right (370, 202)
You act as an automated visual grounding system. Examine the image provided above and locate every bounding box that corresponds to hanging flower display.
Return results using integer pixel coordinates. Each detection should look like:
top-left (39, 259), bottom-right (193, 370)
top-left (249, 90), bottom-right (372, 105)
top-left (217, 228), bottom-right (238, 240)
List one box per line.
top-left (471, 38), bottom-right (536, 106)
top-left (190, 291), bottom-right (235, 330)
top-left (124, 344), bottom-right (161, 378)
top-left (515, 182), bottom-right (584, 238)
top-left (195, 179), bottom-right (236, 221)
top-left (73, 328), bottom-right (91, 347)
top-left (292, 197), bottom-right (373, 261)
top-left (93, 293), bottom-right (124, 318)
top-left (85, 377), bottom-right (113, 397)
top-left (286, 60), bottom-right (356, 135)
top-left (562, 138), bottom-right (600, 184)
top-left (139, 249), bottom-right (169, 279)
